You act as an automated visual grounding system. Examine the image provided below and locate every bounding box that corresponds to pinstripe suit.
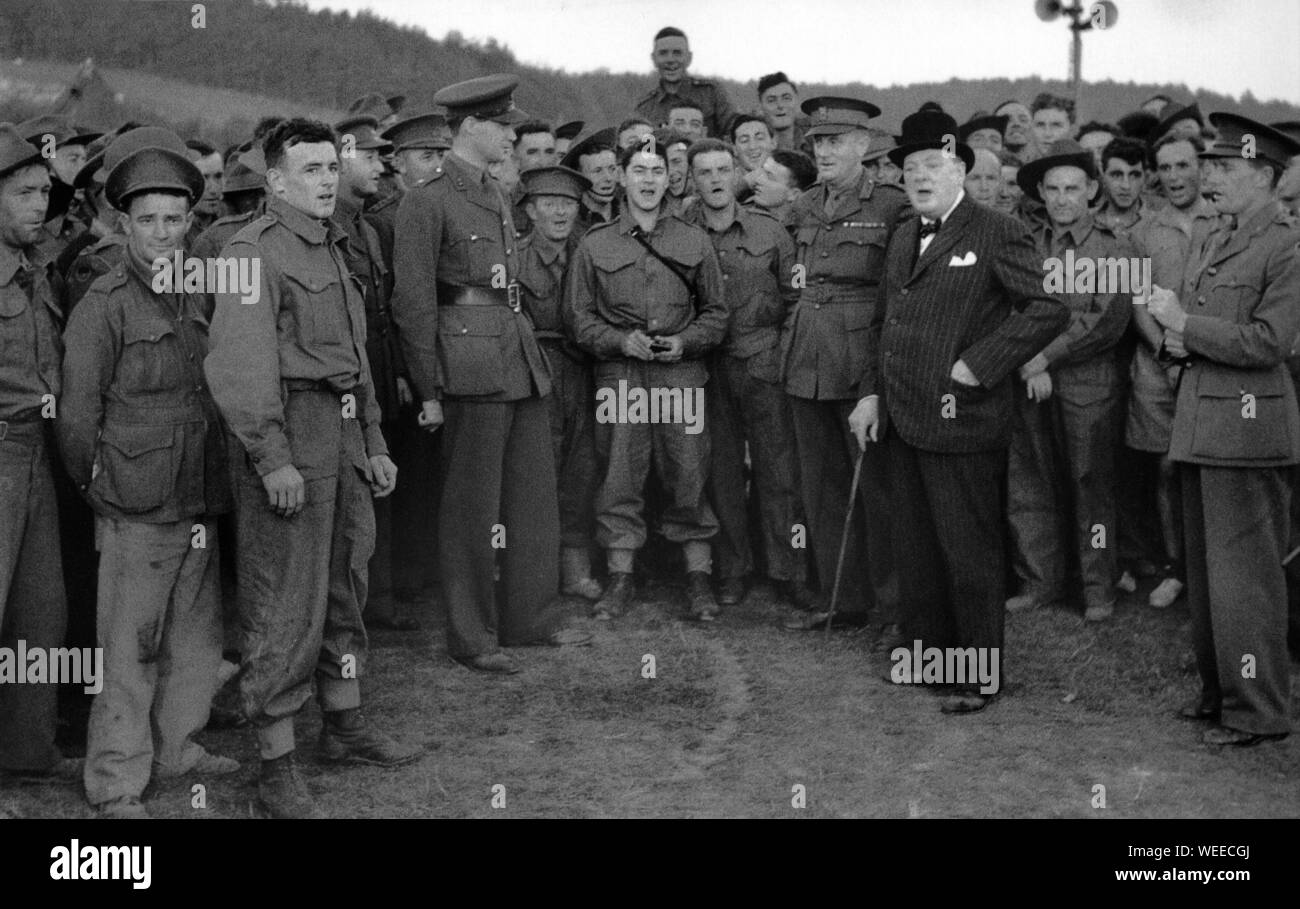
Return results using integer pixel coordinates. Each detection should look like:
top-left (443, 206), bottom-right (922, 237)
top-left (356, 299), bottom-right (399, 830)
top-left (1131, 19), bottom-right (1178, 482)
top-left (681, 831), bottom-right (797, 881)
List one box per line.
top-left (863, 195), bottom-right (1067, 682)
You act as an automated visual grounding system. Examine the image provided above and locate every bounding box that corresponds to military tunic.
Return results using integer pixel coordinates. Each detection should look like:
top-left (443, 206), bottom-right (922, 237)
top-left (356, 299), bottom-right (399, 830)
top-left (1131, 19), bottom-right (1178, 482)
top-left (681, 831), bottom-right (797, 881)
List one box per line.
top-left (634, 77), bottom-right (738, 140)
top-left (782, 169), bottom-right (908, 618)
top-left (204, 195), bottom-right (387, 759)
top-left (517, 231), bottom-right (598, 549)
top-left (392, 151), bottom-right (559, 659)
top-left (682, 203), bottom-right (805, 584)
top-left (565, 207), bottom-right (727, 561)
top-left (0, 242), bottom-right (67, 773)
top-left (60, 254), bottom-right (230, 804)
top-left (1172, 201), bottom-right (1300, 735)
top-left (1006, 214), bottom-right (1134, 611)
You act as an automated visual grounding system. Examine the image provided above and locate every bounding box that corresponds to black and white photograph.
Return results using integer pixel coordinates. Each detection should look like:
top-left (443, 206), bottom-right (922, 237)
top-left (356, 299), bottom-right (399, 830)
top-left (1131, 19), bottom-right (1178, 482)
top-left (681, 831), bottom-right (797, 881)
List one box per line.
top-left (0, 0), bottom-right (1297, 880)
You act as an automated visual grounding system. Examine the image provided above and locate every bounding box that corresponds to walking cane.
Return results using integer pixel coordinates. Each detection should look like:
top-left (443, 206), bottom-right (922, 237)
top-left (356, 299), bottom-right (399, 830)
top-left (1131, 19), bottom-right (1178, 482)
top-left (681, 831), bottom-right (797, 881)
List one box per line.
top-left (825, 447), bottom-right (866, 640)
top-left (1283, 545), bottom-right (1300, 568)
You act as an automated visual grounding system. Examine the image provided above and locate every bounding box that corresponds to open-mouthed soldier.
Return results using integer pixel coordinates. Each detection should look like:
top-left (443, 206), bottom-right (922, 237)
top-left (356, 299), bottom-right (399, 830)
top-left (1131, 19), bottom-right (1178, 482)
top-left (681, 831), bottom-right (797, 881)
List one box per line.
top-left (205, 118), bottom-right (421, 819)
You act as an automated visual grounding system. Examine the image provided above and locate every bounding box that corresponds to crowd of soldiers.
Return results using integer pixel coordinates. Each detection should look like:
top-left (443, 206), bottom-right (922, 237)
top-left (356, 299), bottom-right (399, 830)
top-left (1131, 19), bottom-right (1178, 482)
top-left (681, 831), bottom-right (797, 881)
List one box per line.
top-left (1, 24), bottom-right (1299, 819)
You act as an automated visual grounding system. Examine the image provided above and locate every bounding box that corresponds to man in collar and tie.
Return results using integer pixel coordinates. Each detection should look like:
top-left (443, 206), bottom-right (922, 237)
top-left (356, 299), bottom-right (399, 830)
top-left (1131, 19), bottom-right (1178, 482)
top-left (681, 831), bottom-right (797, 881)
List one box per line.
top-left (1147, 113), bottom-right (1300, 747)
top-left (393, 75), bottom-right (590, 676)
top-left (1005, 139), bottom-right (1135, 623)
top-left (851, 107), bottom-right (1067, 713)
top-left (780, 96), bottom-right (909, 636)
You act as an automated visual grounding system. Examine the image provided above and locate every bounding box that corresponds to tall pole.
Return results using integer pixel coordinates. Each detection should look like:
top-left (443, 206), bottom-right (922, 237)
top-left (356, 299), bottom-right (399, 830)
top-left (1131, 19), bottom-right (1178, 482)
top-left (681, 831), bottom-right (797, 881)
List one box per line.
top-left (1070, 19), bottom-right (1083, 109)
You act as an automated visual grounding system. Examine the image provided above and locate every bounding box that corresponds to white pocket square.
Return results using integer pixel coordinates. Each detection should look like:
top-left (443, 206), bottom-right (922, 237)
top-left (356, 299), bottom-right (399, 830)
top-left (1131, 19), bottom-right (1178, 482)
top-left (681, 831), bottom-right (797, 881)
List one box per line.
top-left (948, 251), bottom-right (977, 267)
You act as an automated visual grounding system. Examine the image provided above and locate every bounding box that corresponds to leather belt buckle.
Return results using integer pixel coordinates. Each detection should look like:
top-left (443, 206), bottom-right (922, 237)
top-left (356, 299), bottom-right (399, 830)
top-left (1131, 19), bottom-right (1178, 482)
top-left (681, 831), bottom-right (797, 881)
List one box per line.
top-left (507, 281), bottom-right (522, 314)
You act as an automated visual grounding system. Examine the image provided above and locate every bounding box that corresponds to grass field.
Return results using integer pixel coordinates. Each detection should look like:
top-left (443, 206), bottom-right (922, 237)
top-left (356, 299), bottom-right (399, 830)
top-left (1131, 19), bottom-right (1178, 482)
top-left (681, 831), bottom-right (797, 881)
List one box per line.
top-left (3, 572), bottom-right (1297, 819)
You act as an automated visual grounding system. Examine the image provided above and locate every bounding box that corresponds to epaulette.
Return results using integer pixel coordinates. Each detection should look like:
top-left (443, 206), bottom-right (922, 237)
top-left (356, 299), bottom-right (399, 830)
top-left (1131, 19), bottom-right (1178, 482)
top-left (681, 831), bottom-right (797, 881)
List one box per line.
top-left (874, 181), bottom-right (906, 197)
top-left (229, 213), bottom-right (277, 245)
top-left (689, 78), bottom-right (715, 88)
top-left (82, 262), bottom-right (129, 301)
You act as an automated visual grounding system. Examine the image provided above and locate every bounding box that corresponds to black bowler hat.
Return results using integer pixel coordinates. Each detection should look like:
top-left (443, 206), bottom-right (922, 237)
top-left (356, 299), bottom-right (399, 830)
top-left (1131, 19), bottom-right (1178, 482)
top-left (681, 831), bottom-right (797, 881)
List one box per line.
top-left (105, 146), bottom-right (205, 210)
top-left (433, 74), bottom-right (529, 126)
top-left (1017, 138), bottom-right (1097, 203)
top-left (800, 96), bottom-right (881, 138)
top-left (559, 126), bottom-right (617, 171)
top-left (958, 113), bottom-right (1010, 144)
top-left (382, 112), bottom-right (452, 152)
top-left (519, 165), bottom-right (591, 201)
top-left (888, 107), bottom-right (975, 170)
top-left (1200, 112), bottom-right (1300, 170)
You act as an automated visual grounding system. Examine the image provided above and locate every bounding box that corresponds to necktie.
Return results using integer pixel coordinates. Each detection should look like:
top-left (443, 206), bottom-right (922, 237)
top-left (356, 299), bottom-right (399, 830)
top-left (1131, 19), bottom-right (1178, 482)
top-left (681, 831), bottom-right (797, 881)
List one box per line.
top-left (919, 218), bottom-right (942, 239)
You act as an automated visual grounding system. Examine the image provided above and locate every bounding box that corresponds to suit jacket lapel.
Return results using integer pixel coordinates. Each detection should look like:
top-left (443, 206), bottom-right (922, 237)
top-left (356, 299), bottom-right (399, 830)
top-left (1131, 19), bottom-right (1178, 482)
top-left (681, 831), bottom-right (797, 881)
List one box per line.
top-left (908, 195), bottom-right (973, 283)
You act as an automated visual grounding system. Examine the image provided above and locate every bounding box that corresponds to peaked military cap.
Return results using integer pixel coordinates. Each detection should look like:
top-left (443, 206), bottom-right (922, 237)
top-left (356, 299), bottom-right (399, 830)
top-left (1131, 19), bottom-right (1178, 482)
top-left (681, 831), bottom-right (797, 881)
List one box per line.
top-left (433, 74), bottom-right (529, 126)
top-left (1269, 121), bottom-right (1300, 146)
top-left (862, 128), bottom-right (897, 164)
top-left (1200, 113), bottom-right (1300, 170)
top-left (382, 112), bottom-right (452, 152)
top-left (1017, 138), bottom-right (1097, 202)
top-left (889, 107), bottom-right (975, 170)
top-left (800, 96), bottom-right (881, 138)
top-left (519, 165), bottom-right (591, 201)
top-left (334, 115), bottom-right (394, 153)
top-left (105, 146), bottom-right (205, 210)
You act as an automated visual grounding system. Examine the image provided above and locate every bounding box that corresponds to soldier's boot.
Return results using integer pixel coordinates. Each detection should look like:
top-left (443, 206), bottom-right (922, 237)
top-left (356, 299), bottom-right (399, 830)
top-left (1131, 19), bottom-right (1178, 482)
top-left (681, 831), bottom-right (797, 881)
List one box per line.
top-left (593, 572), bottom-right (634, 620)
top-left (318, 708), bottom-right (423, 768)
top-left (561, 547), bottom-right (604, 601)
top-left (686, 571), bottom-right (720, 622)
top-left (254, 752), bottom-right (321, 819)
top-left (774, 578), bottom-right (818, 612)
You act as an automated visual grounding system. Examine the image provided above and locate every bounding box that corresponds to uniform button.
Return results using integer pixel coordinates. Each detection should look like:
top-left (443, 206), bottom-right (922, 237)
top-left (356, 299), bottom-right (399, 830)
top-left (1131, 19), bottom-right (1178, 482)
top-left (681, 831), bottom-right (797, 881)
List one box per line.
top-left (1207, 267), bottom-right (1217, 275)
top-left (821, 252), bottom-right (829, 258)
top-left (722, 274), bottom-right (729, 280)
top-left (900, 288), bottom-right (909, 296)
top-left (814, 304), bottom-right (821, 310)
top-left (462, 328), bottom-right (468, 333)
top-left (884, 351), bottom-right (893, 358)
top-left (1197, 296), bottom-right (1206, 305)
top-left (506, 248), bottom-right (512, 254)
top-left (889, 318), bottom-right (898, 325)
top-left (817, 277), bottom-right (825, 284)
top-left (825, 225), bottom-right (833, 231)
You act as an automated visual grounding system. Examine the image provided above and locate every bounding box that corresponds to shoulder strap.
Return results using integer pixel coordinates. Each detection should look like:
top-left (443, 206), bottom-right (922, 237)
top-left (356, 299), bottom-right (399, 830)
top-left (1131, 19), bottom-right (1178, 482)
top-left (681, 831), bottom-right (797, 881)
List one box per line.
top-left (628, 225), bottom-right (695, 301)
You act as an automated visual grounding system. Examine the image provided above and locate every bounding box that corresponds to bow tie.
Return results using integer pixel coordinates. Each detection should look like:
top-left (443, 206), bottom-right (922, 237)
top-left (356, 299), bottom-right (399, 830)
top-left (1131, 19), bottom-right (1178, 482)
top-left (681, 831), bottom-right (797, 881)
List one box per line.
top-left (919, 218), bottom-right (942, 239)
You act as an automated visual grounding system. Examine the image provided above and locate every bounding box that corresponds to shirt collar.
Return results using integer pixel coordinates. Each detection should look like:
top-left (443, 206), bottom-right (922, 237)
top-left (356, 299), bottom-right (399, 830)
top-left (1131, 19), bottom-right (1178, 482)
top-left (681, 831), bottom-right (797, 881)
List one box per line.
top-left (444, 151), bottom-right (489, 186)
top-left (268, 195), bottom-right (332, 245)
top-left (0, 241), bottom-right (26, 285)
top-left (529, 232), bottom-right (566, 265)
top-left (924, 190), bottom-right (965, 225)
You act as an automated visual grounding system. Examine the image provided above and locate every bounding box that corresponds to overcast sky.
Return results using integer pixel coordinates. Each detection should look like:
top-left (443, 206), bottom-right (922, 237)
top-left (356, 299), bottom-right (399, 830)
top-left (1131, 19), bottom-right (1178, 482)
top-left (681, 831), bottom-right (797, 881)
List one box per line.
top-left (304, 0), bottom-right (1299, 104)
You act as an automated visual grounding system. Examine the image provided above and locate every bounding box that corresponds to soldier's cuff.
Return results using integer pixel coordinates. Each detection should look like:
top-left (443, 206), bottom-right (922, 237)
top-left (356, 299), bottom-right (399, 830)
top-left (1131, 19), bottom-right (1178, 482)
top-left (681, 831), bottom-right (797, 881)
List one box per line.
top-left (248, 436), bottom-right (293, 478)
top-left (363, 422), bottom-right (389, 459)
